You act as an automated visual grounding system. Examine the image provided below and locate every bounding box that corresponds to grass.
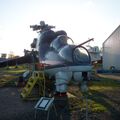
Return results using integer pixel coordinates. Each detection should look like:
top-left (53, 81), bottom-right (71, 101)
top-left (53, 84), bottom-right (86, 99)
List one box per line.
top-left (0, 65), bottom-right (26, 87)
top-left (68, 75), bottom-right (120, 120)
top-left (69, 96), bottom-right (107, 112)
top-left (90, 78), bottom-right (120, 88)
top-left (0, 65), bottom-right (120, 119)
top-left (4, 69), bottom-right (26, 74)
top-left (0, 66), bottom-right (27, 74)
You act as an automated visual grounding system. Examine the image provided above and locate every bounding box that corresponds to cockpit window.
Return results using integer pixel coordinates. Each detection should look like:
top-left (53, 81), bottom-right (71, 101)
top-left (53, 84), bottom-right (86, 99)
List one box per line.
top-left (73, 46), bottom-right (91, 64)
top-left (59, 45), bottom-right (91, 64)
top-left (38, 30), bottom-right (56, 59)
top-left (50, 35), bottom-right (68, 52)
top-left (59, 45), bottom-right (74, 62)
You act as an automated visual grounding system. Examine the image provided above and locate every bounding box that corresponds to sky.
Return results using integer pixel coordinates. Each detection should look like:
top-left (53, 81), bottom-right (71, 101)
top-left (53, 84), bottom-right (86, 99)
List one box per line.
top-left (0, 0), bottom-right (120, 56)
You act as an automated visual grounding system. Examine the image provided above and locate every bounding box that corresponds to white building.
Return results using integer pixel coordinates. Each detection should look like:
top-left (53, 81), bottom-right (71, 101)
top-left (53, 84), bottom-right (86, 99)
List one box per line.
top-left (103, 25), bottom-right (120, 70)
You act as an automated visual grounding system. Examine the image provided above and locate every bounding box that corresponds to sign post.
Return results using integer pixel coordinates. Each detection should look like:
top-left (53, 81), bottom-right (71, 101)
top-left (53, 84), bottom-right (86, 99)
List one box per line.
top-left (34, 97), bottom-right (57, 120)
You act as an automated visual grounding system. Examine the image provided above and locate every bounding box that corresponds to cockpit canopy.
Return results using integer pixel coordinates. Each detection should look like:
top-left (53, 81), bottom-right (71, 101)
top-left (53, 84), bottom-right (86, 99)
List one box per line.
top-left (50, 35), bottom-right (68, 52)
top-left (34, 29), bottom-right (91, 65)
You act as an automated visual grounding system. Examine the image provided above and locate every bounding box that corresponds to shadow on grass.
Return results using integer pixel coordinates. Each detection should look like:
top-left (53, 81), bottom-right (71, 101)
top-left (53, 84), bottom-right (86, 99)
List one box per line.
top-left (88, 90), bottom-right (120, 120)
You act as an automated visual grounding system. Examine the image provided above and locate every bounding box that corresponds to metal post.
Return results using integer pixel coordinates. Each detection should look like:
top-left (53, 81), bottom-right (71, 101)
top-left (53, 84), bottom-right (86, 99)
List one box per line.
top-left (34, 109), bottom-right (37, 120)
top-left (85, 95), bottom-right (88, 120)
top-left (47, 109), bottom-right (50, 120)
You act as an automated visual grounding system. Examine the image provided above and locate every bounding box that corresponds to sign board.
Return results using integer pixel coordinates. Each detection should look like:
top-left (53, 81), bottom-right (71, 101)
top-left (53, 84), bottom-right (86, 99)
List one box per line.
top-left (34, 97), bottom-right (54, 111)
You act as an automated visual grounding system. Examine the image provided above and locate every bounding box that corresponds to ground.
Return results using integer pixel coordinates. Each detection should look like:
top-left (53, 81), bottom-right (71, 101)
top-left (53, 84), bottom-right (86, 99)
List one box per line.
top-left (0, 87), bottom-right (71, 120)
top-left (68, 71), bottom-right (120, 120)
top-left (0, 87), bottom-right (36, 120)
top-left (0, 66), bottom-right (120, 120)
top-left (0, 67), bottom-right (70, 120)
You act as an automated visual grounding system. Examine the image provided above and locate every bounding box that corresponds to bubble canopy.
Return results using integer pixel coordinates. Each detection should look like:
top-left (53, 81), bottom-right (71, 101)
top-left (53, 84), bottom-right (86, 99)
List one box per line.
top-left (36, 30), bottom-right (91, 65)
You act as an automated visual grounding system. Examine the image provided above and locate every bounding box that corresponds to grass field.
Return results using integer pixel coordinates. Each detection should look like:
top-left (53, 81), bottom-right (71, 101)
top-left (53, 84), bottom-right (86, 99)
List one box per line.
top-left (0, 66), bottom-right (120, 119)
top-left (68, 74), bottom-right (120, 120)
top-left (0, 66), bottom-right (26, 87)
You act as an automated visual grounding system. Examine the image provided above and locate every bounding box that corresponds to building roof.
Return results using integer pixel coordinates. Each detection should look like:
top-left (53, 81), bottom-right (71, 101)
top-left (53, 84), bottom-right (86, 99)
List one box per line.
top-left (103, 25), bottom-right (120, 45)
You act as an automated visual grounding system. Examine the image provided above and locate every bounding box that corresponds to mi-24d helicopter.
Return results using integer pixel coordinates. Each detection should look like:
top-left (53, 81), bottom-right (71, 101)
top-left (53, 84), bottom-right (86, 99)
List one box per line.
top-left (0, 21), bottom-right (93, 96)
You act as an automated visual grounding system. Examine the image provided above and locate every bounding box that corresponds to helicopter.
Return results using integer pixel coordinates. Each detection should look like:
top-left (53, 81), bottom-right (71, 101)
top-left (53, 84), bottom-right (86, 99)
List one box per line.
top-left (0, 21), bottom-right (93, 96)
top-left (30, 21), bottom-right (93, 95)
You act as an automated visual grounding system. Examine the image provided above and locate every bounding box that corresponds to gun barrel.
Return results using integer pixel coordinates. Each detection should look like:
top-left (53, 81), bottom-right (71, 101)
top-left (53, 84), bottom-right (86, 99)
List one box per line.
top-left (77, 38), bottom-right (94, 47)
top-left (30, 25), bottom-right (34, 28)
top-left (30, 25), bottom-right (41, 31)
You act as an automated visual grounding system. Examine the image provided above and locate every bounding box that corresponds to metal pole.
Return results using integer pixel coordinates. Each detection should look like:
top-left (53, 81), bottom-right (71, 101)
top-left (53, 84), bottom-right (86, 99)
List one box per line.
top-left (85, 95), bottom-right (88, 120)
